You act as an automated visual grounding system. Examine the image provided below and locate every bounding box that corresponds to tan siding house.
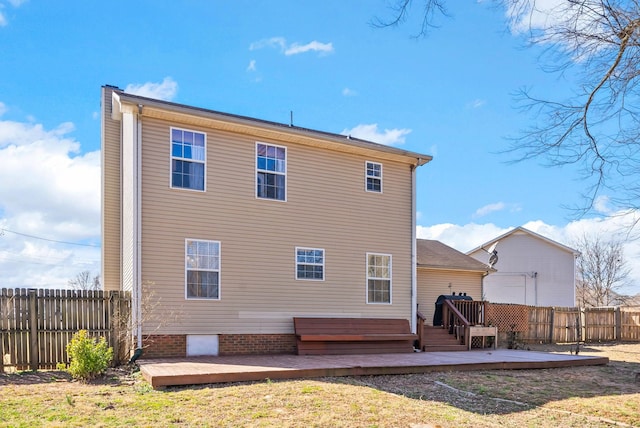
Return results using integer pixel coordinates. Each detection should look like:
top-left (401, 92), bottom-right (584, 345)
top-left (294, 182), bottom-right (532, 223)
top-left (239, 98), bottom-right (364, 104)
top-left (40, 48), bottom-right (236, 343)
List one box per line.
top-left (416, 239), bottom-right (493, 325)
top-left (101, 86), bottom-right (431, 357)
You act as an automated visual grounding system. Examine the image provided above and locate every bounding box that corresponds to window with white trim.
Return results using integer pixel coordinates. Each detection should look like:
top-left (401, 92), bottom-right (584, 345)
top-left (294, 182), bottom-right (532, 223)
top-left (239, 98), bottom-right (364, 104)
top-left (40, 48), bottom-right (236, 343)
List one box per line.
top-left (185, 239), bottom-right (220, 299)
top-left (296, 247), bottom-right (325, 281)
top-left (171, 128), bottom-right (206, 191)
top-left (366, 253), bottom-right (391, 304)
top-left (256, 142), bottom-right (286, 201)
top-left (365, 161), bottom-right (382, 193)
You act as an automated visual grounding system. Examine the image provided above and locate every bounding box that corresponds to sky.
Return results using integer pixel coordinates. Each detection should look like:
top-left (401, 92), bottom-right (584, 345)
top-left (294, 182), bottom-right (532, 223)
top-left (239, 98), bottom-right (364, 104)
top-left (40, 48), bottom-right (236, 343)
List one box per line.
top-left (1, 1), bottom-right (639, 295)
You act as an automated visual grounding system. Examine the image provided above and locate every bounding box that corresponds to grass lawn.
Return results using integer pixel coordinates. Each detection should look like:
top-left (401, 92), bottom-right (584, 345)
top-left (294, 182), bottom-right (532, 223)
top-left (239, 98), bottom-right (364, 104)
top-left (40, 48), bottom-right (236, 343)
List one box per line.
top-left (0, 343), bottom-right (638, 427)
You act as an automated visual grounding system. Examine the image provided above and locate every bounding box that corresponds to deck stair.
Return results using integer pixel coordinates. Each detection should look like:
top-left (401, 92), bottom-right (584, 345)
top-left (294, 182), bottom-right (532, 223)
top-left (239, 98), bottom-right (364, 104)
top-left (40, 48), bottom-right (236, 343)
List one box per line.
top-left (421, 325), bottom-right (468, 352)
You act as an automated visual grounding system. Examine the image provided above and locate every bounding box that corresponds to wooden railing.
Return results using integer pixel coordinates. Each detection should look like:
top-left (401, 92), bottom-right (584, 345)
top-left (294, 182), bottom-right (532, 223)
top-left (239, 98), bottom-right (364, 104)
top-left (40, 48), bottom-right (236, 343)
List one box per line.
top-left (442, 300), bottom-right (488, 347)
top-left (416, 310), bottom-right (427, 350)
top-left (453, 300), bottom-right (486, 325)
top-left (442, 300), bottom-right (470, 345)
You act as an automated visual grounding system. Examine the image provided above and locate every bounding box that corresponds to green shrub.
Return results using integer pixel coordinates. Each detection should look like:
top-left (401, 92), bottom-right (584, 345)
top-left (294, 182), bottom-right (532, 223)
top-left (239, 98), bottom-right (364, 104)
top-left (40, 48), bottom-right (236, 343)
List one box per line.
top-left (66, 330), bottom-right (113, 381)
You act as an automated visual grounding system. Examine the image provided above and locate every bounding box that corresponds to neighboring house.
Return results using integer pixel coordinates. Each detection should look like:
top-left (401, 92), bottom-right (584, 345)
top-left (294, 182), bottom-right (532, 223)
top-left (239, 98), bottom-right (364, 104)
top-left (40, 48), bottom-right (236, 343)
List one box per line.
top-left (416, 239), bottom-right (494, 325)
top-left (467, 227), bottom-right (578, 307)
top-left (101, 85), bottom-right (431, 358)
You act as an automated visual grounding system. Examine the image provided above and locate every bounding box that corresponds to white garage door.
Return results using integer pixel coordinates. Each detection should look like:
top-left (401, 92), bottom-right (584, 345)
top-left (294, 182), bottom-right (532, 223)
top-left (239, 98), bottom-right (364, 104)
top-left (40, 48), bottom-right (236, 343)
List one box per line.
top-left (485, 274), bottom-right (526, 305)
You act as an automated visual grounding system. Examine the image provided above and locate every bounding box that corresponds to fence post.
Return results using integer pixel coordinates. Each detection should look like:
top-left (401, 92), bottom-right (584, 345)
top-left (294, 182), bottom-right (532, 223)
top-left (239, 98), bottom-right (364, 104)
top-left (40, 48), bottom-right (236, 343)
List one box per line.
top-left (28, 289), bottom-right (38, 371)
top-left (615, 307), bottom-right (622, 341)
top-left (0, 289), bottom-right (4, 373)
top-left (549, 307), bottom-right (555, 343)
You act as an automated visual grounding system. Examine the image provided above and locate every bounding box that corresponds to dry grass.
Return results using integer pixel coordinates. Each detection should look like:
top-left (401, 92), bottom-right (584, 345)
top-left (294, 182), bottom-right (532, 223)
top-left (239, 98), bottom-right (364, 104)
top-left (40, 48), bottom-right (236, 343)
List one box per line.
top-left (0, 342), bottom-right (638, 427)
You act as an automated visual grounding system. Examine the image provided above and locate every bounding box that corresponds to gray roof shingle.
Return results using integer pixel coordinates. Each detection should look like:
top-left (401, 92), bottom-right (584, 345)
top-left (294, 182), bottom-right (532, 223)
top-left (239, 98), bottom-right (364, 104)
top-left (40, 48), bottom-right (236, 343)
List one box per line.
top-left (417, 239), bottom-right (492, 272)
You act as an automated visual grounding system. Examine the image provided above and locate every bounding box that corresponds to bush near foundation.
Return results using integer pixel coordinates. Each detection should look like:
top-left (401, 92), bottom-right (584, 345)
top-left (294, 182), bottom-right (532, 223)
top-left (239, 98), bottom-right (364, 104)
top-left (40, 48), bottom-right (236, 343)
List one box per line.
top-left (66, 330), bottom-right (113, 381)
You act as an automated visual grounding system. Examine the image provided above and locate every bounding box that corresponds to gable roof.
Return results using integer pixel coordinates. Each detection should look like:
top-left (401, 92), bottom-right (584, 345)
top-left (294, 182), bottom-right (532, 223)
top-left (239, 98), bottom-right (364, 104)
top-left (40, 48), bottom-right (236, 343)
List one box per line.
top-left (417, 239), bottom-right (494, 272)
top-left (107, 85), bottom-right (432, 167)
top-left (466, 226), bottom-right (578, 256)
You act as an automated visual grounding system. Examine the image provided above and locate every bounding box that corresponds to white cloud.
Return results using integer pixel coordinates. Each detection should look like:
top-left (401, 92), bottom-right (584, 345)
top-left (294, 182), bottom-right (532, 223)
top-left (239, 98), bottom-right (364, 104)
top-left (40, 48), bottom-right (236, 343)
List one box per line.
top-left (124, 77), bottom-right (178, 101)
top-left (418, 210), bottom-right (640, 295)
top-left (247, 60), bottom-right (257, 72)
top-left (342, 123), bottom-right (411, 146)
top-left (0, 101), bottom-right (6, 116)
top-left (506, 0), bottom-right (566, 35)
top-left (249, 37), bottom-right (286, 51)
top-left (0, 0), bottom-right (26, 27)
top-left (474, 202), bottom-right (506, 218)
top-left (505, 0), bottom-right (602, 59)
top-left (284, 41), bottom-right (333, 56)
top-left (593, 195), bottom-right (614, 215)
top-left (417, 222), bottom-right (509, 252)
top-left (250, 37), bottom-right (334, 56)
top-left (472, 202), bottom-right (521, 218)
top-left (0, 116), bottom-right (100, 289)
top-left (466, 99), bottom-right (486, 109)
top-left (342, 88), bottom-right (357, 97)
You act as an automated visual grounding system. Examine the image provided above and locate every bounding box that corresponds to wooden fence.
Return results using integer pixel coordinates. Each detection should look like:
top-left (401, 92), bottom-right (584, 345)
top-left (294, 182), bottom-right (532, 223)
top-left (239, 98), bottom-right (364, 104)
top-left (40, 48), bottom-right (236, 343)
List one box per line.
top-left (0, 288), bottom-right (131, 372)
top-left (487, 303), bottom-right (640, 343)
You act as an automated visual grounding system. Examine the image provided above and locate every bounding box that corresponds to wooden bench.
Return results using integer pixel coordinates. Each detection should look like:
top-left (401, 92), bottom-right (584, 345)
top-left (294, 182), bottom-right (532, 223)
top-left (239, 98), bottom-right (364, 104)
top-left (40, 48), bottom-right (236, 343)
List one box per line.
top-left (293, 317), bottom-right (418, 355)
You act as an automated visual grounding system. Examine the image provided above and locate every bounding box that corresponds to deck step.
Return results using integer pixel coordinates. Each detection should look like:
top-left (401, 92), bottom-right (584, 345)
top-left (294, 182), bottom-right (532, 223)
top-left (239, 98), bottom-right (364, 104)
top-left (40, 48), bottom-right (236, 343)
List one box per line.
top-left (422, 344), bottom-right (468, 352)
top-left (421, 326), bottom-right (466, 352)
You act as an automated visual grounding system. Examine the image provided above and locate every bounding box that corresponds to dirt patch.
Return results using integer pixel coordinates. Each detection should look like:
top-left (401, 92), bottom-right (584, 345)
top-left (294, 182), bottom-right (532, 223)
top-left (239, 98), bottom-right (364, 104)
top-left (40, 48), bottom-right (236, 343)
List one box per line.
top-left (0, 364), bottom-right (139, 386)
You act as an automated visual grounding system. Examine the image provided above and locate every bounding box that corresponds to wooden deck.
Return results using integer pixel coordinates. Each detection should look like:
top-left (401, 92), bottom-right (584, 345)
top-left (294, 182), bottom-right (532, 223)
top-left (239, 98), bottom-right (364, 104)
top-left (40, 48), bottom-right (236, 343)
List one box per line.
top-left (138, 350), bottom-right (609, 388)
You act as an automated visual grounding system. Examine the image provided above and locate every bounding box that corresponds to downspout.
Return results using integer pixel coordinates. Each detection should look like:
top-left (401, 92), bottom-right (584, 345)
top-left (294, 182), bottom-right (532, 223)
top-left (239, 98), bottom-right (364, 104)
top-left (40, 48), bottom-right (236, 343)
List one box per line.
top-left (135, 104), bottom-right (143, 349)
top-left (481, 270), bottom-right (489, 301)
top-left (410, 161), bottom-right (419, 333)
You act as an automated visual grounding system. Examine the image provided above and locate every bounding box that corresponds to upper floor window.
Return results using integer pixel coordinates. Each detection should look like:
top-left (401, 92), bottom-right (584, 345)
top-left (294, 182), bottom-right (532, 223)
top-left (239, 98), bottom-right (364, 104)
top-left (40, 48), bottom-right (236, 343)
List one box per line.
top-left (171, 128), bottom-right (205, 191)
top-left (365, 161), bottom-right (382, 193)
top-left (366, 253), bottom-right (391, 304)
top-left (256, 142), bottom-right (286, 201)
top-left (296, 247), bottom-right (325, 281)
top-left (185, 239), bottom-right (220, 299)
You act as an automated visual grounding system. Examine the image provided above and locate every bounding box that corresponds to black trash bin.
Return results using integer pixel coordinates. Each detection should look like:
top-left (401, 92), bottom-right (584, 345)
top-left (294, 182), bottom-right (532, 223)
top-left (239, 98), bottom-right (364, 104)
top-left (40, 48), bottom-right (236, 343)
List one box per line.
top-left (433, 294), bottom-right (473, 326)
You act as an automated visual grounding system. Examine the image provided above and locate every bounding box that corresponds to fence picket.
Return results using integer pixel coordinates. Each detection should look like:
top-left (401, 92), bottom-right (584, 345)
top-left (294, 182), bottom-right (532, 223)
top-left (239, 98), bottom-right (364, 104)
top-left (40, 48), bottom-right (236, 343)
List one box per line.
top-left (0, 288), bottom-right (130, 372)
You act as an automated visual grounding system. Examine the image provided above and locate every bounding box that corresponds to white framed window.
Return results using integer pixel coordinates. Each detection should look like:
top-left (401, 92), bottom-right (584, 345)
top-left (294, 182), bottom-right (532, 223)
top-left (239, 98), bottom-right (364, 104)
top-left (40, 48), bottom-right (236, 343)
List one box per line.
top-left (296, 247), bottom-right (325, 281)
top-left (365, 161), bottom-right (382, 193)
top-left (185, 239), bottom-right (220, 300)
top-left (171, 127), bottom-right (206, 191)
top-left (256, 142), bottom-right (286, 201)
top-left (366, 253), bottom-right (391, 304)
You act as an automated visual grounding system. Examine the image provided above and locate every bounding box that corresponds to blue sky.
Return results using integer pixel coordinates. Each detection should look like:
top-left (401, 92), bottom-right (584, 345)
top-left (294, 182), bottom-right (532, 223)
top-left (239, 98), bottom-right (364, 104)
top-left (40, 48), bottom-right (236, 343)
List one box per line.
top-left (1, 0), bottom-right (638, 294)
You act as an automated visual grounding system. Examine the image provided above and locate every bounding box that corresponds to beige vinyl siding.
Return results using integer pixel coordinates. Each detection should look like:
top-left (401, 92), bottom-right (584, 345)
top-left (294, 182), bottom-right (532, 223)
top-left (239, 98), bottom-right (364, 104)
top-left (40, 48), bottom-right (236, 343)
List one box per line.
top-left (138, 117), bottom-right (414, 335)
top-left (417, 269), bottom-right (483, 326)
top-left (101, 87), bottom-right (122, 292)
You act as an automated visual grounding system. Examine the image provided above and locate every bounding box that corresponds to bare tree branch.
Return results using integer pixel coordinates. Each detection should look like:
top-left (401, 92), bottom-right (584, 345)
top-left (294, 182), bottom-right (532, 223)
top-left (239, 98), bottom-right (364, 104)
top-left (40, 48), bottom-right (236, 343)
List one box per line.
top-left (68, 270), bottom-right (101, 291)
top-left (371, 0), bottom-right (448, 37)
top-left (375, 0), bottom-right (640, 220)
top-left (574, 233), bottom-right (631, 306)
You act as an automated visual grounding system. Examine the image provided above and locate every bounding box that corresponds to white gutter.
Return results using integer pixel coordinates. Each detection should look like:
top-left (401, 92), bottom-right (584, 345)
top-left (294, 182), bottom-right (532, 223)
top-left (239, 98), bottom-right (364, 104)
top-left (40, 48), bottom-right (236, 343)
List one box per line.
top-left (410, 162), bottom-right (418, 333)
top-left (135, 105), bottom-right (143, 349)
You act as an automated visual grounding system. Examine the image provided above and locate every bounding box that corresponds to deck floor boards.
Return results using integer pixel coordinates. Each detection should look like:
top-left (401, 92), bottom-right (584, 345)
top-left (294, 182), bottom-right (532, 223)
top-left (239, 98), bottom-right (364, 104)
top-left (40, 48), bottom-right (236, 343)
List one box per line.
top-left (138, 350), bottom-right (609, 388)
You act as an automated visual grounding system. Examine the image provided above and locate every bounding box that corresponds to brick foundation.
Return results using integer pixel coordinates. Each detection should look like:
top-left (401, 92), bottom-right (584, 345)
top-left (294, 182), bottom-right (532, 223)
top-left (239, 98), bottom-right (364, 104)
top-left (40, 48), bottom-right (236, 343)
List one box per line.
top-left (141, 335), bottom-right (187, 358)
top-left (219, 334), bottom-right (297, 355)
top-left (141, 333), bottom-right (296, 358)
